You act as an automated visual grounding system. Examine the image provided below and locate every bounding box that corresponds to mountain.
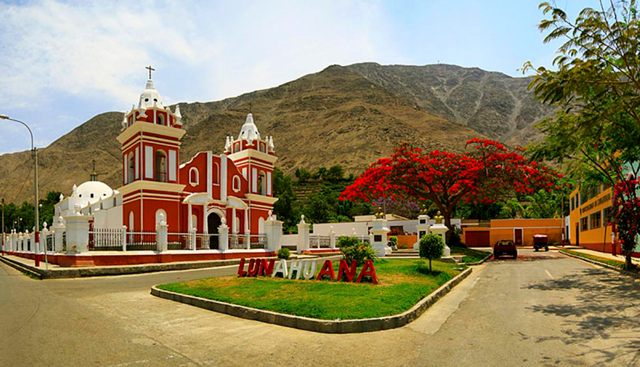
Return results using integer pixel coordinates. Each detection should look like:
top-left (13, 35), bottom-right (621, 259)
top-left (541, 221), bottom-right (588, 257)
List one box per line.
top-left (347, 63), bottom-right (555, 146)
top-left (0, 63), bottom-right (551, 204)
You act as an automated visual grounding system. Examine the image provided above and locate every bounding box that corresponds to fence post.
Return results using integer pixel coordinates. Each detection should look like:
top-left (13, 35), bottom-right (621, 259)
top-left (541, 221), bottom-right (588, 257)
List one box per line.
top-left (330, 226), bottom-right (336, 249)
top-left (25, 231), bottom-right (31, 253)
top-left (218, 218), bottom-right (229, 252)
top-left (189, 229), bottom-right (196, 251)
top-left (297, 215), bottom-right (310, 253)
top-left (156, 213), bottom-right (168, 252)
top-left (65, 211), bottom-right (90, 253)
top-left (52, 216), bottom-right (66, 253)
top-left (121, 226), bottom-right (127, 251)
top-left (41, 223), bottom-right (50, 253)
top-left (264, 211), bottom-right (283, 252)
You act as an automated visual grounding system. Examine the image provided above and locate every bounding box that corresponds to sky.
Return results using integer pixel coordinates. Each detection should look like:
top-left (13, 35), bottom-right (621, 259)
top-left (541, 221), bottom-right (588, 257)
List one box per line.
top-left (0, 0), bottom-right (600, 154)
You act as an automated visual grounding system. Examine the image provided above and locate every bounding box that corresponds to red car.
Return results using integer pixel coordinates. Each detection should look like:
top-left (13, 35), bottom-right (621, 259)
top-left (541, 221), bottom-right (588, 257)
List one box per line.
top-left (493, 240), bottom-right (517, 259)
top-left (533, 234), bottom-right (549, 252)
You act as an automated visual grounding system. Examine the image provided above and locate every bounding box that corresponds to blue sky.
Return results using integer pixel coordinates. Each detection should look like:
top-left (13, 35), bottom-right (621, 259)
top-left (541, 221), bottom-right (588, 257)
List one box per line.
top-left (0, 0), bottom-right (598, 154)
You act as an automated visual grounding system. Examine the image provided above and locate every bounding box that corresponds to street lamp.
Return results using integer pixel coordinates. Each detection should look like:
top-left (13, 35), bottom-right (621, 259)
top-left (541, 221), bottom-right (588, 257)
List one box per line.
top-left (0, 114), bottom-right (47, 269)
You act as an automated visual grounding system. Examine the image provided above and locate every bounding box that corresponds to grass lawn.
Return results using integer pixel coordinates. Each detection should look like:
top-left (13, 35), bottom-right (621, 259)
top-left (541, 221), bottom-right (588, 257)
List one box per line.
top-left (157, 259), bottom-right (464, 320)
top-left (451, 247), bottom-right (490, 263)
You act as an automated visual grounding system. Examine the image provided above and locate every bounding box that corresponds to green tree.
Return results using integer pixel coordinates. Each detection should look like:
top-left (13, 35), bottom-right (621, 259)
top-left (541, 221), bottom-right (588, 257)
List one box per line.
top-left (272, 169), bottom-right (301, 232)
top-left (525, 1), bottom-right (640, 269)
top-left (419, 233), bottom-right (445, 272)
top-left (294, 168), bottom-right (311, 182)
top-left (325, 165), bottom-right (344, 182)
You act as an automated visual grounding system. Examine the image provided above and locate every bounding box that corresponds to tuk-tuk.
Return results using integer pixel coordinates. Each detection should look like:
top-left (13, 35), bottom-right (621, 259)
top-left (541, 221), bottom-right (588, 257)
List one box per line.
top-left (533, 234), bottom-right (548, 251)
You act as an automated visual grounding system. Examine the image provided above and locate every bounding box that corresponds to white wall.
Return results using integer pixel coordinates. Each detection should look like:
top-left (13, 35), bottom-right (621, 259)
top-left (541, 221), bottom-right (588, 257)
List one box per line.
top-left (312, 219), bottom-right (462, 237)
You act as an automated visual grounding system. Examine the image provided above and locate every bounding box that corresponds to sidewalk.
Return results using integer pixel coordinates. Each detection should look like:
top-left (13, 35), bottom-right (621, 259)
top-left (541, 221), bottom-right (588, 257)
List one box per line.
top-left (568, 248), bottom-right (640, 266)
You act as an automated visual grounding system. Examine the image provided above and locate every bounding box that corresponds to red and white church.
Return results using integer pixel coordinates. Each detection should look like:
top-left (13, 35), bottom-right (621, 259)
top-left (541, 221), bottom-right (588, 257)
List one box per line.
top-left (56, 74), bottom-right (278, 246)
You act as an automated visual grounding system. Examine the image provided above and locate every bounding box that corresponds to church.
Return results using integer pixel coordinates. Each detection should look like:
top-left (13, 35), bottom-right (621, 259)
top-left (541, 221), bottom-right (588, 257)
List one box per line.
top-left (55, 71), bottom-right (278, 248)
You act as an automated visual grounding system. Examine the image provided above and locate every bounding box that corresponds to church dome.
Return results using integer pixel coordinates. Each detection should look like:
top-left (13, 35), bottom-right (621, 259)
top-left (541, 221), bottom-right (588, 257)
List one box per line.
top-left (138, 79), bottom-right (164, 109)
top-left (73, 181), bottom-right (115, 204)
top-left (238, 113), bottom-right (261, 141)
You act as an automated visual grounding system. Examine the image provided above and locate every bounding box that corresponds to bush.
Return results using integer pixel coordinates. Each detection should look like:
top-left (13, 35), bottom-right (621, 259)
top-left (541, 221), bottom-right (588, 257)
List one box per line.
top-left (449, 230), bottom-right (464, 248)
top-left (419, 233), bottom-right (445, 271)
top-left (277, 248), bottom-right (291, 260)
top-left (338, 236), bottom-right (377, 266)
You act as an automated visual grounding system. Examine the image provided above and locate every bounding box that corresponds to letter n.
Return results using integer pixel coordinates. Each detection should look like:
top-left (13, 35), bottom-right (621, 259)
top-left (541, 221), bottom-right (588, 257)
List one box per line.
top-left (337, 260), bottom-right (357, 282)
top-left (356, 260), bottom-right (379, 284)
top-left (261, 259), bottom-right (275, 276)
top-left (316, 260), bottom-right (336, 281)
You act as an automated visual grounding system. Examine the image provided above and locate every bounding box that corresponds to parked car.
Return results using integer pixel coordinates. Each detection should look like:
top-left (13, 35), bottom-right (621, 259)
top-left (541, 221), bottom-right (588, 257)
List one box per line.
top-left (493, 240), bottom-right (517, 259)
top-left (533, 234), bottom-right (549, 252)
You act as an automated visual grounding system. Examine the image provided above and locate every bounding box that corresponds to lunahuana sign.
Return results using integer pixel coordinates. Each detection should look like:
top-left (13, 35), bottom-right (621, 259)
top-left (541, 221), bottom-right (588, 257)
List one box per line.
top-left (237, 258), bottom-right (378, 284)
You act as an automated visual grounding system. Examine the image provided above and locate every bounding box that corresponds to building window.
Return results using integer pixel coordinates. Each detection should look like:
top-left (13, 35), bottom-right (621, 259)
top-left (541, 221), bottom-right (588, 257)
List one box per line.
top-left (157, 114), bottom-right (165, 126)
top-left (213, 163), bottom-right (219, 185)
top-left (604, 207), bottom-right (614, 225)
top-left (128, 153), bottom-right (135, 184)
top-left (189, 167), bottom-right (199, 186)
top-left (580, 217), bottom-right (589, 232)
top-left (590, 211), bottom-right (602, 230)
top-left (258, 171), bottom-right (266, 195)
top-left (232, 176), bottom-right (241, 192)
top-left (155, 150), bottom-right (167, 182)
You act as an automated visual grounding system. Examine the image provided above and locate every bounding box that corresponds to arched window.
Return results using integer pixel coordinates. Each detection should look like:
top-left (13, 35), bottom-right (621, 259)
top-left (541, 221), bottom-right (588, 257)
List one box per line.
top-left (155, 209), bottom-right (167, 224)
top-left (191, 214), bottom-right (198, 231)
top-left (127, 153), bottom-right (135, 184)
top-left (155, 150), bottom-right (167, 182)
top-left (189, 167), bottom-right (199, 186)
top-left (213, 163), bottom-right (219, 185)
top-left (128, 212), bottom-right (134, 231)
top-left (258, 171), bottom-right (266, 195)
top-left (157, 114), bottom-right (165, 126)
top-left (232, 176), bottom-right (241, 192)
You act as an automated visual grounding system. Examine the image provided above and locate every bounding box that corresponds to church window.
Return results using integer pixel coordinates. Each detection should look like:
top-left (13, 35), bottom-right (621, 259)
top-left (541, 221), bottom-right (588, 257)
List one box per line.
top-left (90, 193), bottom-right (94, 199)
top-left (157, 114), bottom-right (165, 126)
top-left (258, 171), bottom-right (266, 196)
top-left (155, 150), bottom-right (167, 182)
top-left (213, 163), bottom-right (219, 185)
top-left (189, 167), bottom-right (199, 186)
top-left (128, 153), bottom-right (135, 184)
top-left (233, 176), bottom-right (241, 192)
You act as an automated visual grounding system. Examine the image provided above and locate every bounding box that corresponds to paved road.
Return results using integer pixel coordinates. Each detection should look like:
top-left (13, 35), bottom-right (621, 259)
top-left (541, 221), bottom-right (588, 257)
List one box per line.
top-left (1, 250), bottom-right (639, 366)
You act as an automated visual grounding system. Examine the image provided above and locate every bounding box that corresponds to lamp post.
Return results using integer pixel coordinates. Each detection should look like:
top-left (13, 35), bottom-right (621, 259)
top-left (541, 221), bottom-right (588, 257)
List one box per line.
top-left (1, 198), bottom-right (4, 255)
top-left (0, 114), bottom-right (46, 269)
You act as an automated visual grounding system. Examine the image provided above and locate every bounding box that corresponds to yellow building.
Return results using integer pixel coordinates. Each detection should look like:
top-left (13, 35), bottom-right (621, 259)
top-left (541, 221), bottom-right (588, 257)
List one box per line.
top-left (462, 218), bottom-right (563, 247)
top-left (568, 185), bottom-right (617, 253)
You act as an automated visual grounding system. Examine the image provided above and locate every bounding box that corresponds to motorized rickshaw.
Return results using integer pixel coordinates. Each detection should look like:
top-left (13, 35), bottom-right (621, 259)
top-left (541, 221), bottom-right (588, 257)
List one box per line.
top-left (533, 234), bottom-right (549, 251)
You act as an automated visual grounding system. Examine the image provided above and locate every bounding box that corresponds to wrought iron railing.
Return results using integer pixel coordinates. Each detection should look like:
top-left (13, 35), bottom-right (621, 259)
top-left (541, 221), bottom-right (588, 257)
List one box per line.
top-left (248, 234), bottom-right (267, 249)
top-left (126, 232), bottom-right (157, 251)
top-left (228, 234), bottom-right (246, 250)
top-left (89, 228), bottom-right (124, 251)
top-left (62, 232), bottom-right (67, 251)
top-left (168, 233), bottom-right (192, 250)
top-left (46, 234), bottom-right (54, 252)
top-left (309, 235), bottom-right (331, 248)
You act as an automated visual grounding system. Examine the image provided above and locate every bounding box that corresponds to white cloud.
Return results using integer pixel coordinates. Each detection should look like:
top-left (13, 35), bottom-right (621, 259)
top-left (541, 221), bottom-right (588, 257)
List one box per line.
top-left (0, 0), bottom-right (400, 153)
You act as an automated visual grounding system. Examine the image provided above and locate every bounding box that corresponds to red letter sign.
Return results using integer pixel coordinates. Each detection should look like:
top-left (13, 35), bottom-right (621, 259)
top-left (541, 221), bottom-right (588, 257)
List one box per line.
top-left (337, 260), bottom-right (357, 282)
top-left (247, 259), bottom-right (260, 277)
top-left (356, 260), bottom-right (378, 284)
top-left (237, 258), bottom-right (247, 277)
top-left (260, 259), bottom-right (275, 276)
top-left (316, 260), bottom-right (336, 280)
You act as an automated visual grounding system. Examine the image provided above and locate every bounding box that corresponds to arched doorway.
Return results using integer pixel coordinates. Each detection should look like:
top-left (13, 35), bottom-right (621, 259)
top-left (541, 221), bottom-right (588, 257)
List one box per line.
top-left (207, 213), bottom-right (222, 249)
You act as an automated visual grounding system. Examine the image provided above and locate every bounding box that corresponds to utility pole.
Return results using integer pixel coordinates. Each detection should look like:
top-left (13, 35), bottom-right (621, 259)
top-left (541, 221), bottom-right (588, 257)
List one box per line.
top-left (1, 198), bottom-right (4, 254)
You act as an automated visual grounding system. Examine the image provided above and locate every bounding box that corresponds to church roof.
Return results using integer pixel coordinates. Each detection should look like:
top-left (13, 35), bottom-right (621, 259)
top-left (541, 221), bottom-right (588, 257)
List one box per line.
top-left (238, 113), bottom-right (261, 141)
top-left (138, 79), bottom-right (164, 109)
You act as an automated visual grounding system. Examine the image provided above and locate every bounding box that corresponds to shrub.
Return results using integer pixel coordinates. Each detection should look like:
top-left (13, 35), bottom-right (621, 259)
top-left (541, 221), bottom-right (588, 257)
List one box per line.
top-left (339, 236), bottom-right (377, 266)
top-left (277, 248), bottom-right (291, 260)
top-left (419, 233), bottom-right (445, 271)
top-left (449, 229), bottom-right (463, 248)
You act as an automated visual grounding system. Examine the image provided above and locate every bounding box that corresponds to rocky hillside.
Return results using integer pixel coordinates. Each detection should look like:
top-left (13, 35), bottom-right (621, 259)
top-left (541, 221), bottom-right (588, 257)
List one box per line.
top-left (0, 65), bottom-right (485, 204)
top-left (347, 63), bottom-right (555, 145)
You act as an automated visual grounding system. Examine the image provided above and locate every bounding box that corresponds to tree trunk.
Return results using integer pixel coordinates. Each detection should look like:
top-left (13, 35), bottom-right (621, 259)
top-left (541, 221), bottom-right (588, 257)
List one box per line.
top-left (443, 211), bottom-right (453, 244)
top-left (626, 250), bottom-right (634, 270)
top-left (429, 258), bottom-right (432, 272)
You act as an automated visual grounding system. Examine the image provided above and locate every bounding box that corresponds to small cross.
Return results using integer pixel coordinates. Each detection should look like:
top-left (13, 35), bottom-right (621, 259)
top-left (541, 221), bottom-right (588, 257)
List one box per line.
top-left (146, 65), bottom-right (155, 79)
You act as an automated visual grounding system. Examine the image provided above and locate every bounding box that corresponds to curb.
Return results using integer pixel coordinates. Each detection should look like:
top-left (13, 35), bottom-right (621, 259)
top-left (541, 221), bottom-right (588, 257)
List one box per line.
top-left (466, 252), bottom-right (492, 266)
top-left (0, 255), bottom-right (43, 279)
top-left (559, 251), bottom-right (640, 279)
top-left (151, 267), bottom-right (472, 333)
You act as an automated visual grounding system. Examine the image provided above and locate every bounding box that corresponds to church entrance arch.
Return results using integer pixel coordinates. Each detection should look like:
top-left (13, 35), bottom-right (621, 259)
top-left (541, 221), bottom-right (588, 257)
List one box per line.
top-left (207, 212), bottom-right (222, 249)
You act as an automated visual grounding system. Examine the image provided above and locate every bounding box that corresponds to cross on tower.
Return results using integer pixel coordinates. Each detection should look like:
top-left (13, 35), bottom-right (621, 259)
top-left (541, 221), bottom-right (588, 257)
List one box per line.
top-left (146, 65), bottom-right (155, 79)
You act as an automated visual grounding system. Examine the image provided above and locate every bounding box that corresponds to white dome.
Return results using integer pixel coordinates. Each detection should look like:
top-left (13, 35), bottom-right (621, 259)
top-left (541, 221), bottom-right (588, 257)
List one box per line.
top-left (238, 113), bottom-right (261, 141)
top-left (73, 181), bottom-right (114, 204)
top-left (138, 79), bottom-right (164, 109)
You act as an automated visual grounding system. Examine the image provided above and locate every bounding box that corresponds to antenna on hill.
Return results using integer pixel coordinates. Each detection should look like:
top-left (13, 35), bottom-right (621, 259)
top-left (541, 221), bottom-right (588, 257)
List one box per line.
top-left (89, 160), bottom-right (107, 181)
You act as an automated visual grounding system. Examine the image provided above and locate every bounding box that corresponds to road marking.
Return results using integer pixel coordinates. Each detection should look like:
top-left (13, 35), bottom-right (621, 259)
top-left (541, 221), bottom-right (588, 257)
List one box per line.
top-left (544, 269), bottom-right (554, 279)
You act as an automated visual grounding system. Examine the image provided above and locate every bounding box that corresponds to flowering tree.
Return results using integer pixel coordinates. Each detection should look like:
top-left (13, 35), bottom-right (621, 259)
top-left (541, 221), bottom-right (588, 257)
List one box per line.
top-left (340, 139), bottom-right (563, 239)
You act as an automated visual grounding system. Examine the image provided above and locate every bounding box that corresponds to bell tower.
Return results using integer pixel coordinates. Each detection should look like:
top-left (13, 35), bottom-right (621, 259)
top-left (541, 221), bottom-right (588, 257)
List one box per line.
top-left (225, 113), bottom-right (278, 233)
top-left (116, 67), bottom-right (186, 233)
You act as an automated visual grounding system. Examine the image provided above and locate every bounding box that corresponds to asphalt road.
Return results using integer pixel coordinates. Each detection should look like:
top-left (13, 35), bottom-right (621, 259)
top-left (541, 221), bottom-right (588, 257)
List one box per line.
top-left (1, 250), bottom-right (639, 366)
